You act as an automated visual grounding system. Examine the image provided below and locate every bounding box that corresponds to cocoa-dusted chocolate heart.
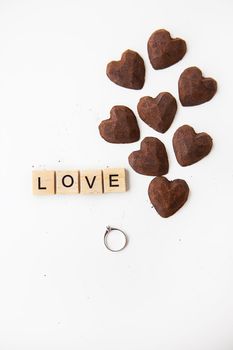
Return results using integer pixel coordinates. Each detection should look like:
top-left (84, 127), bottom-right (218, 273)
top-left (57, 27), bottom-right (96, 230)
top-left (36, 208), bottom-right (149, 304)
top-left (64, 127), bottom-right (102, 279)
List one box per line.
top-left (147, 29), bottom-right (186, 69)
top-left (106, 49), bottom-right (145, 90)
top-left (128, 137), bottom-right (168, 176)
top-left (148, 176), bottom-right (189, 218)
top-left (173, 125), bottom-right (213, 166)
top-left (137, 92), bottom-right (177, 133)
top-left (99, 105), bottom-right (140, 144)
top-left (178, 67), bottom-right (217, 106)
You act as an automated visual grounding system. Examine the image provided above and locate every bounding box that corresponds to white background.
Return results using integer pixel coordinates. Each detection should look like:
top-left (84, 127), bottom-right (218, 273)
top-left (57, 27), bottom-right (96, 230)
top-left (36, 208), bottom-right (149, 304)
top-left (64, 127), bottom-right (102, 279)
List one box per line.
top-left (0, 0), bottom-right (232, 349)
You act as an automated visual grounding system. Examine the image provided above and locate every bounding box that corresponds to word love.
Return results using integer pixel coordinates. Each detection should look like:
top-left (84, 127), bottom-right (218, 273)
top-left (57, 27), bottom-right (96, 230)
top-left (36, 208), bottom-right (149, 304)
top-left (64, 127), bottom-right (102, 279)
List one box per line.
top-left (32, 168), bottom-right (126, 195)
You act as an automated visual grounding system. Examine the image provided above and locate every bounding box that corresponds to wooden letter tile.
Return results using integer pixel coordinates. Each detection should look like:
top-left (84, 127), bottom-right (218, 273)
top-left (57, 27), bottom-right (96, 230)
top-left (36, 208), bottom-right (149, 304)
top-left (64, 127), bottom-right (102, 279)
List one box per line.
top-left (103, 168), bottom-right (126, 193)
top-left (80, 169), bottom-right (103, 194)
top-left (32, 171), bottom-right (55, 195)
top-left (56, 171), bottom-right (79, 194)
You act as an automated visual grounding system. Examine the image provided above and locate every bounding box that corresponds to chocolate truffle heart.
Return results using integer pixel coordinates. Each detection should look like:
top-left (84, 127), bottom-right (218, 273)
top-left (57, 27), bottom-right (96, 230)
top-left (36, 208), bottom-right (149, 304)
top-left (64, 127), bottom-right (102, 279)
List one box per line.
top-left (137, 92), bottom-right (177, 133)
top-left (147, 29), bottom-right (187, 69)
top-left (173, 125), bottom-right (213, 166)
top-left (178, 67), bottom-right (217, 106)
top-left (106, 49), bottom-right (145, 90)
top-left (128, 137), bottom-right (168, 176)
top-left (148, 176), bottom-right (189, 218)
top-left (99, 105), bottom-right (140, 144)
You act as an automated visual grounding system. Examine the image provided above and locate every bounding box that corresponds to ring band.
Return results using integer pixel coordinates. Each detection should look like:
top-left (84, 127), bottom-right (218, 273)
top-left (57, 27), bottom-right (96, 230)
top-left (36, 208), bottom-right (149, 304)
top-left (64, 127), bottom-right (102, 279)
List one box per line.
top-left (104, 226), bottom-right (128, 252)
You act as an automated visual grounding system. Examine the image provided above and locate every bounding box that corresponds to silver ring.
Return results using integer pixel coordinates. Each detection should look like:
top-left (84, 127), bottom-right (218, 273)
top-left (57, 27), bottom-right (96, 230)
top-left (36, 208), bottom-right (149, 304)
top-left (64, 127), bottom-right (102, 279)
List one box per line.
top-left (104, 226), bottom-right (128, 252)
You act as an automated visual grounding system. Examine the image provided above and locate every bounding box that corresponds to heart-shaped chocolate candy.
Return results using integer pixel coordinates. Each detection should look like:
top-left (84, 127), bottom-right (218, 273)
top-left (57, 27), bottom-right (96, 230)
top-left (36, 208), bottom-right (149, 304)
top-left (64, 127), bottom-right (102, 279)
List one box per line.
top-left (147, 29), bottom-right (186, 69)
top-left (137, 92), bottom-right (177, 133)
top-left (128, 137), bottom-right (168, 176)
top-left (178, 67), bottom-right (217, 106)
top-left (173, 125), bottom-right (213, 166)
top-left (148, 176), bottom-right (189, 218)
top-left (106, 49), bottom-right (145, 90)
top-left (99, 105), bottom-right (140, 144)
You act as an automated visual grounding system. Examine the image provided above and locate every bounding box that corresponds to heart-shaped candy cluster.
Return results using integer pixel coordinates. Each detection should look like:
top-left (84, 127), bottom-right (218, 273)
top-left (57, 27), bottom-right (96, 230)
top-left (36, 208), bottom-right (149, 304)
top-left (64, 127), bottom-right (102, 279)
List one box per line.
top-left (99, 29), bottom-right (217, 218)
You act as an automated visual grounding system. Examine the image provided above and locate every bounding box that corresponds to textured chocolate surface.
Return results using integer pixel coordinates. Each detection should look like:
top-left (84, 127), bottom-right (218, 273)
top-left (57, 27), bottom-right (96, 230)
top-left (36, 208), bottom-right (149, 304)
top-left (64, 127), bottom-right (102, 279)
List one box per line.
top-left (106, 49), bottom-right (145, 90)
top-left (147, 29), bottom-right (186, 69)
top-left (99, 105), bottom-right (140, 144)
top-left (128, 137), bottom-right (168, 176)
top-left (137, 92), bottom-right (177, 133)
top-left (148, 176), bottom-right (189, 218)
top-left (179, 67), bottom-right (217, 106)
top-left (173, 125), bottom-right (213, 166)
